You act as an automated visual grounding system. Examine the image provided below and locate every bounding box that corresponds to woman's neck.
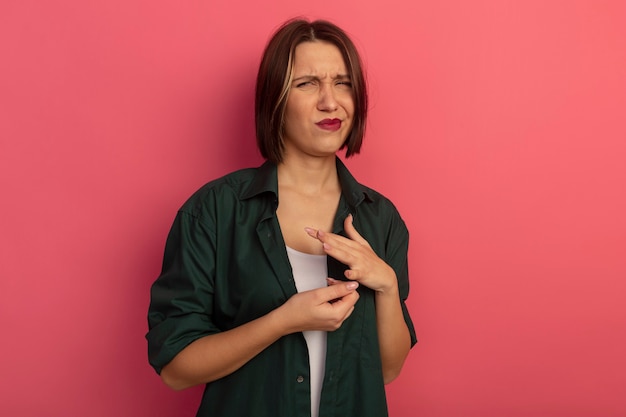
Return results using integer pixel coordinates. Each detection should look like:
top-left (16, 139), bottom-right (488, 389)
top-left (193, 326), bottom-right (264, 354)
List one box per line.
top-left (277, 155), bottom-right (340, 197)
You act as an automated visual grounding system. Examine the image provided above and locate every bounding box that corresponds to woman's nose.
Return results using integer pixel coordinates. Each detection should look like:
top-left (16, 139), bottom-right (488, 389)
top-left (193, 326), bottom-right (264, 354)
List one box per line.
top-left (317, 84), bottom-right (338, 112)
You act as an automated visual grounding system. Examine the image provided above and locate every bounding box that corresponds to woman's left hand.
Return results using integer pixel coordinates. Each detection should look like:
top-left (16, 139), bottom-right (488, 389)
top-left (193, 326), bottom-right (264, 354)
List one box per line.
top-left (305, 214), bottom-right (397, 294)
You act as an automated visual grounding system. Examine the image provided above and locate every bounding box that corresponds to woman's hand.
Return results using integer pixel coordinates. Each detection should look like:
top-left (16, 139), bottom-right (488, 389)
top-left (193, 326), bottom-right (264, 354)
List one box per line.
top-left (274, 281), bottom-right (360, 334)
top-left (305, 214), bottom-right (398, 294)
top-left (305, 214), bottom-right (411, 383)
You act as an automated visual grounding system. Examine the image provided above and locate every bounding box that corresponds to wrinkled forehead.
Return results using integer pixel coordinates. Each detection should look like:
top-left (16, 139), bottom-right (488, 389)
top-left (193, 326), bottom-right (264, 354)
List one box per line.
top-left (290, 41), bottom-right (349, 78)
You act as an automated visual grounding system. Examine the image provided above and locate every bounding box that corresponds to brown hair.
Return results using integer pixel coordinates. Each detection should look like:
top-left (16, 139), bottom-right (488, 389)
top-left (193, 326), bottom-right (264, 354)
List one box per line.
top-left (255, 19), bottom-right (368, 163)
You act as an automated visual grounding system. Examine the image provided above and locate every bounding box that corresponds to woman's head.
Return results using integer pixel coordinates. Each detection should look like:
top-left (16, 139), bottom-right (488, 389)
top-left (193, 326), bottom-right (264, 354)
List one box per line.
top-left (255, 19), bottom-right (368, 163)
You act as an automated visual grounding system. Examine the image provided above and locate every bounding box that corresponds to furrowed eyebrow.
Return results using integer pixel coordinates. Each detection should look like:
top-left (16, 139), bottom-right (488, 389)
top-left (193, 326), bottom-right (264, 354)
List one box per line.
top-left (292, 74), bottom-right (351, 82)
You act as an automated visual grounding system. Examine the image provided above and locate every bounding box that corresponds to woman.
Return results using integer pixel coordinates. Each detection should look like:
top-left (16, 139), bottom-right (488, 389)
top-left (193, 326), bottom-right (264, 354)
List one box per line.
top-left (147, 18), bottom-right (416, 417)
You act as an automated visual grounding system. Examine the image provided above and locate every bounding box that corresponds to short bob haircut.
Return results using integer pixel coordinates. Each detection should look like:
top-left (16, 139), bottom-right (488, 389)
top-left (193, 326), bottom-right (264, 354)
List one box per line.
top-left (255, 19), bottom-right (368, 164)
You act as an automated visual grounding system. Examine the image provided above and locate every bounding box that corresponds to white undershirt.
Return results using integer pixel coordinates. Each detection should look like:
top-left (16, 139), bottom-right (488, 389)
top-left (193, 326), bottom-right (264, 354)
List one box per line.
top-left (286, 246), bottom-right (328, 417)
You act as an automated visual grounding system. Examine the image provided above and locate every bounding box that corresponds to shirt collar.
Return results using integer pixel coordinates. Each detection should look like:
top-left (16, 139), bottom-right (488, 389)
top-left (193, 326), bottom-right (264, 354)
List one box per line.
top-left (240, 159), bottom-right (278, 201)
top-left (240, 157), bottom-right (372, 209)
top-left (335, 157), bottom-right (372, 209)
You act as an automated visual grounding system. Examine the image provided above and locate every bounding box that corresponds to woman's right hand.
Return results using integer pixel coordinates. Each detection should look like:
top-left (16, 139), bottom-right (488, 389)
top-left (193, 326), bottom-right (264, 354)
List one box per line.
top-left (273, 281), bottom-right (360, 334)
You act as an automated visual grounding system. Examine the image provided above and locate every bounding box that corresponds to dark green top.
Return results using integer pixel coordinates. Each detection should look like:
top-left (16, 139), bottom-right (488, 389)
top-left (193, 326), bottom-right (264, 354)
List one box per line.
top-left (147, 158), bottom-right (417, 417)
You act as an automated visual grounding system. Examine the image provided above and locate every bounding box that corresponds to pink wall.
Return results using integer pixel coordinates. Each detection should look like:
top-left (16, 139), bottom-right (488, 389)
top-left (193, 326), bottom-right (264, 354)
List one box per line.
top-left (1, 1), bottom-right (625, 416)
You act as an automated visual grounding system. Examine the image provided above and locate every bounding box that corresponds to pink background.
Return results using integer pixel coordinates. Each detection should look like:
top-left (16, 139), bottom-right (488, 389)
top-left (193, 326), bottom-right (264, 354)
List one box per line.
top-left (1, 1), bottom-right (625, 416)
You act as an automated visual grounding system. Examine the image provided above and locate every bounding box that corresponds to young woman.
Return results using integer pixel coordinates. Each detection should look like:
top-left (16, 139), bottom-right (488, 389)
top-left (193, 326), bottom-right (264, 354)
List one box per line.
top-left (147, 18), bottom-right (416, 417)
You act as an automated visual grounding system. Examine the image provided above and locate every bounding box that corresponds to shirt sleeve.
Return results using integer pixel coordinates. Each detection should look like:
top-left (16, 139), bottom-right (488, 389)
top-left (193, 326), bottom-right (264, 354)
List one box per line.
top-left (146, 209), bottom-right (220, 374)
top-left (386, 208), bottom-right (418, 347)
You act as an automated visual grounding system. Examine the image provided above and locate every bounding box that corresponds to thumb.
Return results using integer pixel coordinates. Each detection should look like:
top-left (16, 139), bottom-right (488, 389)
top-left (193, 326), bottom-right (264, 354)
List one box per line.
top-left (321, 280), bottom-right (359, 303)
top-left (344, 214), bottom-right (367, 245)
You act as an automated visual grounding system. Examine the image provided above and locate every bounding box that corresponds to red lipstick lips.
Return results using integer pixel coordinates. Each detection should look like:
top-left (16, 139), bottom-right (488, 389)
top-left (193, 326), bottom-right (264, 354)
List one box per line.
top-left (316, 118), bottom-right (342, 131)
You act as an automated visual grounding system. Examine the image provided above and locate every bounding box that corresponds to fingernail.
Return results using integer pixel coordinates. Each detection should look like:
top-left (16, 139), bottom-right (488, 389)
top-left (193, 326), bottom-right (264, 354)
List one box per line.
top-left (304, 227), bottom-right (315, 235)
top-left (346, 282), bottom-right (358, 290)
top-left (322, 242), bottom-right (331, 251)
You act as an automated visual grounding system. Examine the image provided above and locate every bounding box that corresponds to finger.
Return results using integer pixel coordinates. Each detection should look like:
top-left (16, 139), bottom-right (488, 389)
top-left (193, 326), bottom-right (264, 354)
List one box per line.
top-left (304, 228), bottom-right (342, 247)
top-left (304, 227), bottom-right (321, 241)
top-left (317, 281), bottom-right (358, 303)
top-left (326, 277), bottom-right (340, 286)
top-left (321, 240), bottom-right (361, 269)
top-left (344, 269), bottom-right (359, 281)
top-left (305, 226), bottom-right (362, 257)
top-left (329, 290), bottom-right (359, 314)
top-left (343, 214), bottom-right (369, 246)
top-left (326, 277), bottom-right (356, 303)
top-left (305, 227), bottom-right (349, 246)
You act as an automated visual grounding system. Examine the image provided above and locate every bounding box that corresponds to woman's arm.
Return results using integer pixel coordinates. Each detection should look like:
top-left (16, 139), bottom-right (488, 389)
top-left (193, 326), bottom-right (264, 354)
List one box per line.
top-left (160, 282), bottom-right (360, 390)
top-left (373, 279), bottom-right (412, 383)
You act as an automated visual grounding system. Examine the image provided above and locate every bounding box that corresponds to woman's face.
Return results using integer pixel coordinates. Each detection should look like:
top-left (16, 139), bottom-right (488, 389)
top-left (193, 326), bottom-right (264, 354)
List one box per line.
top-left (282, 41), bottom-right (354, 161)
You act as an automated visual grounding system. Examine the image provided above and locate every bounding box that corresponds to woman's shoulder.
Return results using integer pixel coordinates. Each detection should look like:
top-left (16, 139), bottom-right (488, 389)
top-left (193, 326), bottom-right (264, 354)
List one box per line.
top-left (179, 163), bottom-right (275, 214)
top-left (350, 181), bottom-right (408, 234)
top-left (361, 185), bottom-right (405, 220)
top-left (187, 166), bottom-right (256, 199)
top-left (199, 166), bottom-right (260, 194)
